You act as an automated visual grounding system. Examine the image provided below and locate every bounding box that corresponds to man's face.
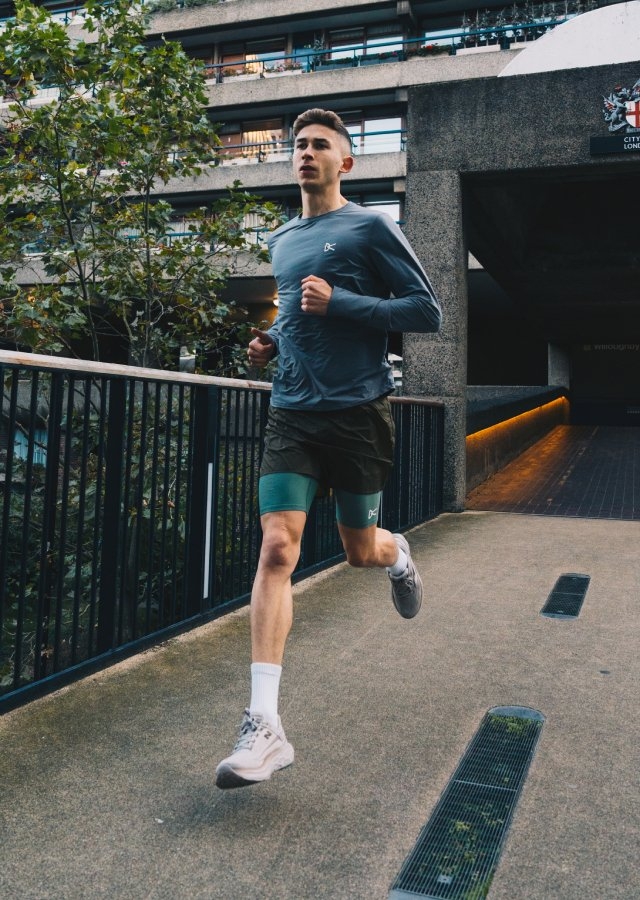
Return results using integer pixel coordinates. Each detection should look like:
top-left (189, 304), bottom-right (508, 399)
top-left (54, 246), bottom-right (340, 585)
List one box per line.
top-left (292, 123), bottom-right (353, 193)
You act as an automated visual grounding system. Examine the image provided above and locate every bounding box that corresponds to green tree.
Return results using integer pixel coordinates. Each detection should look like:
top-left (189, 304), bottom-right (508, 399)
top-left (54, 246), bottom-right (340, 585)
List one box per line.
top-left (0, 0), bottom-right (279, 368)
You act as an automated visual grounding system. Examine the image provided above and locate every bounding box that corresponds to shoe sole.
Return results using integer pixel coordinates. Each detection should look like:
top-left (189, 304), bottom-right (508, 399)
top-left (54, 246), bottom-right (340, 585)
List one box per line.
top-left (215, 745), bottom-right (294, 790)
top-left (391, 534), bottom-right (423, 619)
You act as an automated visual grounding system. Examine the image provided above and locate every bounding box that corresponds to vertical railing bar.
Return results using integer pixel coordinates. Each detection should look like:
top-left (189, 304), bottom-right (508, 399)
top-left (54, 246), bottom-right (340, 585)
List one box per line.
top-left (35, 370), bottom-right (63, 682)
top-left (131, 381), bottom-right (149, 640)
top-left (206, 385), bottom-right (222, 609)
top-left (96, 377), bottom-right (126, 655)
top-left (144, 382), bottom-right (162, 633)
top-left (257, 390), bottom-right (271, 574)
top-left (14, 373), bottom-right (39, 689)
top-left (87, 377), bottom-right (107, 656)
top-left (151, 381), bottom-right (166, 628)
top-left (0, 366), bottom-right (19, 651)
top-left (419, 406), bottom-right (426, 520)
top-left (410, 405), bottom-right (418, 523)
top-left (238, 389), bottom-right (250, 595)
top-left (249, 391), bottom-right (261, 568)
top-left (158, 382), bottom-right (173, 627)
top-left (170, 385), bottom-right (186, 620)
top-left (117, 379), bottom-right (135, 644)
top-left (219, 388), bottom-right (232, 603)
top-left (183, 384), bottom-right (197, 608)
top-left (52, 375), bottom-right (75, 672)
top-left (184, 383), bottom-right (215, 616)
top-left (230, 389), bottom-right (242, 597)
top-left (246, 391), bottom-right (257, 576)
top-left (71, 378), bottom-right (92, 666)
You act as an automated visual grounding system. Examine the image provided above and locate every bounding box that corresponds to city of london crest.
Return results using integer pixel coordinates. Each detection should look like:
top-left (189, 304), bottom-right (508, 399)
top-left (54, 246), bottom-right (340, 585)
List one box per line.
top-left (603, 79), bottom-right (640, 133)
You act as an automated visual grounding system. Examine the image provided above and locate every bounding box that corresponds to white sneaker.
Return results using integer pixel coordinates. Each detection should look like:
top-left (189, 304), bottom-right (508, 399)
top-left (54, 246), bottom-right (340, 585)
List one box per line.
top-left (215, 709), bottom-right (294, 790)
top-left (388, 533), bottom-right (423, 619)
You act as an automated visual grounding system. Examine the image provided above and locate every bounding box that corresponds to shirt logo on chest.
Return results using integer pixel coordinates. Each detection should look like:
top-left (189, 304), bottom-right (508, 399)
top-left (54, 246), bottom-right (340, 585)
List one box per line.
top-left (323, 242), bottom-right (336, 253)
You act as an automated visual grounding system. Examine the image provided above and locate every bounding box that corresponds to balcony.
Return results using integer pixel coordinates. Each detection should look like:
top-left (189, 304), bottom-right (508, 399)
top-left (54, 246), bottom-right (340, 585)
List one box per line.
top-left (157, 131), bottom-right (407, 195)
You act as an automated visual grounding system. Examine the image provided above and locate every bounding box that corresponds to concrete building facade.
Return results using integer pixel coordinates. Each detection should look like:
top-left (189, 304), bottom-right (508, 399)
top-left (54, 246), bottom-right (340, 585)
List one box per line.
top-left (4, 0), bottom-right (639, 509)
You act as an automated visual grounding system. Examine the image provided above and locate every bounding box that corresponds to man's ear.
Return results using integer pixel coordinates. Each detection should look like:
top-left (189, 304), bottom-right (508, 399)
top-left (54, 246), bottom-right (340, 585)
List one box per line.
top-left (339, 154), bottom-right (354, 174)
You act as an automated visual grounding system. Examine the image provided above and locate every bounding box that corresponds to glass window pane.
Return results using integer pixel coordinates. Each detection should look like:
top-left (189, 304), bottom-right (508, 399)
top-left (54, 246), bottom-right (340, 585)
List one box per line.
top-left (363, 200), bottom-right (401, 223)
top-left (361, 117), bottom-right (402, 154)
top-left (329, 27), bottom-right (364, 59)
top-left (365, 35), bottom-right (403, 54)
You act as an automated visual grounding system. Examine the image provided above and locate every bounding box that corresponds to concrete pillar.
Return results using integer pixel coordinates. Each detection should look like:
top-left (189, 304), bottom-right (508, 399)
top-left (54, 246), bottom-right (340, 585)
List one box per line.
top-left (403, 170), bottom-right (468, 512)
top-left (548, 343), bottom-right (570, 389)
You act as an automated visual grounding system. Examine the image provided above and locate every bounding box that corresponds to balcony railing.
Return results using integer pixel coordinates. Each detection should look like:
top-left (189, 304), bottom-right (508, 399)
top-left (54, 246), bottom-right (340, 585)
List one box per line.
top-left (203, 19), bottom-right (572, 83)
top-left (0, 351), bottom-right (443, 711)
top-left (209, 129), bottom-right (406, 165)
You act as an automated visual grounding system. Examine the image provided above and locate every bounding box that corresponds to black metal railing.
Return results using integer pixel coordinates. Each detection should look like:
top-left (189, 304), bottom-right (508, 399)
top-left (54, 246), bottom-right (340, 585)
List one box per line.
top-left (0, 352), bottom-right (443, 711)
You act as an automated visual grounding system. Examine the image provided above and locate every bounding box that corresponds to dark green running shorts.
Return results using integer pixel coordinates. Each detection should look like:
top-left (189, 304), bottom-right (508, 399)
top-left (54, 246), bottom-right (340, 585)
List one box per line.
top-left (259, 395), bottom-right (395, 527)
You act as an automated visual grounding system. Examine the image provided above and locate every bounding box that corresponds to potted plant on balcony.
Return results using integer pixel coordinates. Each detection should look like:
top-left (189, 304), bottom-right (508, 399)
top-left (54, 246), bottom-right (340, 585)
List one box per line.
top-left (406, 44), bottom-right (450, 59)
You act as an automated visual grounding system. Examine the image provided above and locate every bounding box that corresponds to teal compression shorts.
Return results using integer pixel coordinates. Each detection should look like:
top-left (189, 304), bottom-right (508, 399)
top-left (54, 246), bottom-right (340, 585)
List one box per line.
top-left (259, 473), bottom-right (382, 529)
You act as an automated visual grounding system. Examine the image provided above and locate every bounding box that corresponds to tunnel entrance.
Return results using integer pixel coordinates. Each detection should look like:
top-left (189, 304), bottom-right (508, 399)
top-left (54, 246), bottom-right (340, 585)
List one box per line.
top-left (464, 168), bottom-right (640, 426)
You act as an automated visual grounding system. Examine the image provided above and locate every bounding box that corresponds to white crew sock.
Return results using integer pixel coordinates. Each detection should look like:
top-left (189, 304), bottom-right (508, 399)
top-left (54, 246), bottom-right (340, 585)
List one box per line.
top-left (387, 546), bottom-right (408, 578)
top-left (249, 662), bottom-right (282, 727)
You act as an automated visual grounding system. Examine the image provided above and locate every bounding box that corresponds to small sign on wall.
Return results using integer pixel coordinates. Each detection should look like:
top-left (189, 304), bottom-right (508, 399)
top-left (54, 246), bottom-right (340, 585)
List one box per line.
top-left (590, 78), bottom-right (640, 154)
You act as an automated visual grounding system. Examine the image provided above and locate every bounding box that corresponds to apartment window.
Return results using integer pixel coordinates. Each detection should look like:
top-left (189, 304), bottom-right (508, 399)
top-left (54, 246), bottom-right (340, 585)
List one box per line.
top-left (362, 199), bottom-right (402, 223)
top-left (187, 48), bottom-right (215, 67)
top-left (243, 118), bottom-right (285, 157)
top-left (220, 119), bottom-right (286, 159)
top-left (341, 194), bottom-right (402, 224)
top-left (220, 43), bottom-right (246, 74)
top-left (365, 23), bottom-right (404, 55)
top-left (246, 38), bottom-right (286, 67)
top-left (221, 38), bottom-right (285, 73)
top-left (292, 32), bottom-right (323, 59)
top-left (329, 27), bottom-right (365, 60)
top-left (328, 23), bottom-right (404, 59)
top-left (346, 116), bottom-right (404, 154)
top-left (220, 129), bottom-right (242, 156)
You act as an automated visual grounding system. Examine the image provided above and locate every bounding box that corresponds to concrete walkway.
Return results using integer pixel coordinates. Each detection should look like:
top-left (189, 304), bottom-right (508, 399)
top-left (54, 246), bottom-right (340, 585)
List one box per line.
top-left (1, 511), bottom-right (638, 899)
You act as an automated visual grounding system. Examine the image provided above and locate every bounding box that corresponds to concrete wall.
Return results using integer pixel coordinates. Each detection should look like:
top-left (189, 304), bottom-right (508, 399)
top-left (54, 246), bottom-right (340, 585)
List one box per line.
top-left (200, 51), bottom-right (517, 112)
top-left (465, 388), bottom-right (569, 492)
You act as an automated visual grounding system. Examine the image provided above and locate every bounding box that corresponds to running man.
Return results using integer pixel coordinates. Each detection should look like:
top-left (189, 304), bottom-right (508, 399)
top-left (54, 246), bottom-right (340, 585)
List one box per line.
top-left (215, 108), bottom-right (442, 789)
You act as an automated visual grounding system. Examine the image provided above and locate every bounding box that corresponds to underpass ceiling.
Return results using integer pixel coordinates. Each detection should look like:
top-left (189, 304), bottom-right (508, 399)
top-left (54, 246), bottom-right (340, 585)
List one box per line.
top-left (464, 167), bottom-right (640, 344)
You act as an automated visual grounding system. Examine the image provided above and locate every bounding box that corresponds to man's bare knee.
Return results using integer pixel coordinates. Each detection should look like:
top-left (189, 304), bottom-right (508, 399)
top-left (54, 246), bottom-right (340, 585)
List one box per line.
top-left (344, 545), bottom-right (377, 568)
top-left (259, 516), bottom-right (304, 572)
top-left (261, 534), bottom-right (298, 570)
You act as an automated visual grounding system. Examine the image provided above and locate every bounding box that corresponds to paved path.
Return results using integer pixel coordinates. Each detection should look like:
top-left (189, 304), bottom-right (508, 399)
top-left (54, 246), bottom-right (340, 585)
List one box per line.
top-left (467, 425), bottom-right (640, 519)
top-left (1, 512), bottom-right (638, 899)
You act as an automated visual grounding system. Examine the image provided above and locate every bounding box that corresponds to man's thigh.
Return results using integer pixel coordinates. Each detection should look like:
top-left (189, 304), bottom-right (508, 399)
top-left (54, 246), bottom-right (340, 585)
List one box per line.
top-left (259, 472), bottom-right (318, 516)
top-left (334, 488), bottom-right (382, 529)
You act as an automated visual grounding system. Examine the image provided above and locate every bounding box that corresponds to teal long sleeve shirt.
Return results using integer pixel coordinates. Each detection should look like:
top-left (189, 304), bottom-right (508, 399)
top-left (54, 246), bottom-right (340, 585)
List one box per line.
top-left (266, 202), bottom-right (442, 410)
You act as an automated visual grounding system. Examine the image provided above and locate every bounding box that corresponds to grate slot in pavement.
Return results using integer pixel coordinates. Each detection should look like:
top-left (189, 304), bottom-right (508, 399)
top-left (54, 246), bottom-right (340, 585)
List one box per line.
top-left (389, 706), bottom-right (544, 900)
top-left (541, 573), bottom-right (590, 618)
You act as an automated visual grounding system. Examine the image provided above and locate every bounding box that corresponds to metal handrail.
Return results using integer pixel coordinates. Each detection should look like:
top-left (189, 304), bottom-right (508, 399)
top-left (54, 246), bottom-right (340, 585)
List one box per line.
top-left (211, 129), bottom-right (407, 162)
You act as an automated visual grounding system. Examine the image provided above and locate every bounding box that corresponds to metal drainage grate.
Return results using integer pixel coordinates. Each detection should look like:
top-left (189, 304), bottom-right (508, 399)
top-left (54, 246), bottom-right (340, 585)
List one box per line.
top-left (541, 573), bottom-right (590, 619)
top-left (389, 706), bottom-right (545, 900)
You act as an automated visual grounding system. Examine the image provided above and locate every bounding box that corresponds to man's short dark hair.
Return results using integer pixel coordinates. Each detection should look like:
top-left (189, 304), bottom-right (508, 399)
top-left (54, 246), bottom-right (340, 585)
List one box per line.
top-left (292, 108), bottom-right (353, 151)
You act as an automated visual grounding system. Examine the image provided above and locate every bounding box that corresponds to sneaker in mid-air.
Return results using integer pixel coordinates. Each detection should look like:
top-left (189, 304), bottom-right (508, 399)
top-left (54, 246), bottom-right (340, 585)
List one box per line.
top-left (388, 533), bottom-right (423, 619)
top-left (215, 709), bottom-right (294, 790)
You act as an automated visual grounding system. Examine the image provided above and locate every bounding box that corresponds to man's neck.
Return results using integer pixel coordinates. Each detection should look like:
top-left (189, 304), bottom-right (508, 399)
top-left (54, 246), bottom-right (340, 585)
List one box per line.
top-left (300, 191), bottom-right (348, 219)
